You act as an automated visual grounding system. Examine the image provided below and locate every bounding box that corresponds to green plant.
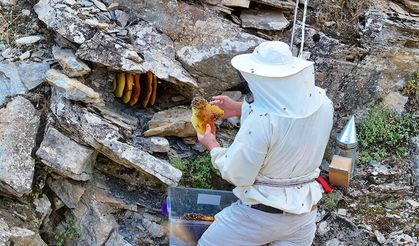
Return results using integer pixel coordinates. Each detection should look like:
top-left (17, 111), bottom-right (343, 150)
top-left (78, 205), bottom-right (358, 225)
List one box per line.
top-left (358, 104), bottom-right (418, 163)
top-left (170, 153), bottom-right (214, 189)
top-left (402, 72), bottom-right (419, 97)
top-left (54, 219), bottom-right (81, 246)
top-left (323, 192), bottom-right (339, 210)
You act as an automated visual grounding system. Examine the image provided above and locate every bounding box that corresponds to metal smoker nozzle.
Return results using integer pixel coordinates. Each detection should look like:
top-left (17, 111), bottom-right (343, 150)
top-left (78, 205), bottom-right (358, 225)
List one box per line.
top-left (337, 116), bottom-right (358, 149)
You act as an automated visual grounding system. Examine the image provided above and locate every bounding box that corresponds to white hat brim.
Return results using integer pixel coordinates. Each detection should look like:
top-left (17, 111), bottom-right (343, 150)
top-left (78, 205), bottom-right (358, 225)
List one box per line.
top-left (231, 53), bottom-right (314, 78)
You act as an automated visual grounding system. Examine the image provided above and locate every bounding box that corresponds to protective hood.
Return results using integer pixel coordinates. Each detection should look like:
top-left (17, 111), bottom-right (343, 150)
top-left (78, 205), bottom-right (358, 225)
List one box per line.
top-left (240, 65), bottom-right (325, 118)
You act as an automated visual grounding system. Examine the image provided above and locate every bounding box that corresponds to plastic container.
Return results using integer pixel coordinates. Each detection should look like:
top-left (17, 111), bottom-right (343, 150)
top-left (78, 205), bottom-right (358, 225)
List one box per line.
top-left (167, 187), bottom-right (237, 246)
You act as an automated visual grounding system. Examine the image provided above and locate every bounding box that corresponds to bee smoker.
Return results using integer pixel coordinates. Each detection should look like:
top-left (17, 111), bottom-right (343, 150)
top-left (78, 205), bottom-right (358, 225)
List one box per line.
top-left (335, 116), bottom-right (358, 177)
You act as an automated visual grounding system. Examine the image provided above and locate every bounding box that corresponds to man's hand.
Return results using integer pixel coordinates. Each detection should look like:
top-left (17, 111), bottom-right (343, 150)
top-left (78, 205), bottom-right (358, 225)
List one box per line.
top-left (197, 124), bottom-right (220, 151)
top-left (210, 95), bottom-right (242, 119)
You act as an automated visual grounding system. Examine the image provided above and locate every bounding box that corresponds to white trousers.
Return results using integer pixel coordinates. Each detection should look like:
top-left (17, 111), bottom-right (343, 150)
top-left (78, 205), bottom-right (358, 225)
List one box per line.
top-left (198, 201), bottom-right (317, 246)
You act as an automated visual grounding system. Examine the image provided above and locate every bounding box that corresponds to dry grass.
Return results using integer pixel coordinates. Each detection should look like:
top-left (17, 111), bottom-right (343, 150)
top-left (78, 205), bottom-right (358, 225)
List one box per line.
top-left (315, 0), bottom-right (371, 44)
top-left (0, 1), bottom-right (37, 45)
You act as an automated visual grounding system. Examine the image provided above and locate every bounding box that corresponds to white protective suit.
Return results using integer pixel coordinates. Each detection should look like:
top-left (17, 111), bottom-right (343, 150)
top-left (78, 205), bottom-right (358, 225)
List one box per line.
top-left (210, 65), bottom-right (333, 215)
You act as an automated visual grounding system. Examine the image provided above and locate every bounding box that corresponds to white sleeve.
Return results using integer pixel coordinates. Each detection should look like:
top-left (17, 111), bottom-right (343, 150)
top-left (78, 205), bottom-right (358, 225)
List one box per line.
top-left (210, 113), bottom-right (271, 187)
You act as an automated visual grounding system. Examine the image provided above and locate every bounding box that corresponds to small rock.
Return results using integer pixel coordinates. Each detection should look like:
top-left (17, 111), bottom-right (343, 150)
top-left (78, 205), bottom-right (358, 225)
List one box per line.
top-left (48, 177), bottom-right (86, 208)
top-left (142, 137), bottom-right (170, 153)
top-left (21, 9), bottom-right (31, 16)
top-left (107, 2), bottom-right (119, 10)
top-left (241, 9), bottom-right (289, 31)
top-left (115, 10), bottom-right (130, 27)
top-left (33, 194), bottom-right (52, 222)
top-left (19, 51), bottom-right (31, 60)
top-left (92, 0), bottom-right (107, 11)
top-left (382, 91), bottom-right (408, 114)
top-left (52, 46), bottom-right (91, 77)
top-left (36, 127), bottom-right (97, 181)
top-left (1, 47), bottom-right (14, 59)
top-left (369, 160), bottom-right (390, 175)
top-left (0, 96), bottom-right (39, 197)
top-left (406, 199), bottom-right (419, 208)
top-left (142, 217), bottom-right (165, 238)
top-left (221, 0), bottom-right (250, 8)
top-left (14, 35), bottom-right (43, 47)
top-left (337, 208), bottom-right (347, 216)
top-left (317, 221), bottom-right (330, 236)
top-left (144, 106), bottom-right (196, 138)
top-left (374, 230), bottom-right (386, 244)
top-left (17, 62), bottom-right (50, 90)
top-left (45, 69), bottom-right (100, 103)
top-left (85, 19), bottom-right (110, 29)
top-left (325, 21), bottom-right (336, 27)
top-left (385, 230), bottom-right (417, 245)
top-left (0, 0), bottom-right (17, 6)
top-left (326, 238), bottom-right (343, 246)
top-left (171, 95), bottom-right (186, 102)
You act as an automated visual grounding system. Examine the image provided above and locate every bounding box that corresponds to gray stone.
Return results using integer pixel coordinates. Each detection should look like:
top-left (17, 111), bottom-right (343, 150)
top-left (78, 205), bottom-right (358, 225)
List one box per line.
top-left (374, 230), bottom-right (386, 244)
top-left (240, 9), bottom-right (289, 31)
top-left (337, 208), bottom-right (347, 216)
top-left (0, 96), bottom-right (39, 197)
top-left (384, 231), bottom-right (417, 245)
top-left (221, 0), bottom-right (250, 8)
top-left (33, 194), bottom-right (52, 223)
top-left (128, 22), bottom-right (197, 89)
top-left (403, 0), bottom-right (419, 13)
top-left (318, 221), bottom-right (330, 236)
top-left (14, 36), bottom-right (43, 47)
top-left (52, 46), bottom-right (91, 77)
top-left (144, 106), bottom-right (196, 138)
top-left (370, 161), bottom-right (390, 176)
top-left (21, 9), bottom-right (31, 16)
top-left (45, 69), bottom-right (100, 103)
top-left (406, 199), bottom-right (419, 208)
top-left (0, 0), bottom-right (17, 6)
top-left (252, 0), bottom-right (295, 9)
top-left (19, 51), bottom-right (31, 60)
top-left (382, 92), bottom-right (408, 114)
top-left (36, 127), bottom-right (96, 181)
top-left (0, 218), bottom-right (38, 245)
top-left (105, 231), bottom-right (132, 246)
top-left (143, 137), bottom-right (170, 153)
top-left (69, 190), bottom-right (119, 245)
top-left (92, 0), bottom-right (107, 11)
top-left (34, 0), bottom-right (96, 44)
top-left (50, 91), bottom-right (182, 186)
top-left (48, 177), bottom-right (86, 209)
top-left (0, 61), bottom-right (49, 105)
top-left (115, 10), bottom-right (130, 27)
top-left (76, 32), bottom-right (144, 72)
top-left (410, 137), bottom-right (419, 186)
top-left (118, 0), bottom-right (263, 97)
top-left (326, 238), bottom-right (344, 246)
top-left (142, 217), bottom-right (165, 238)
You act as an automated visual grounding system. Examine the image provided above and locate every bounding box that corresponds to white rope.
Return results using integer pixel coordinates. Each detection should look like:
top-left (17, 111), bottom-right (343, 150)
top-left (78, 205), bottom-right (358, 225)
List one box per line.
top-left (298, 0), bottom-right (309, 58)
top-left (289, 0), bottom-right (299, 51)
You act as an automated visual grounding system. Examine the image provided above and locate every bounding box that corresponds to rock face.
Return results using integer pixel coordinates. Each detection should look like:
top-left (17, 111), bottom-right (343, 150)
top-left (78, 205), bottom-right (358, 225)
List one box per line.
top-left (52, 46), bottom-right (91, 77)
top-left (50, 91), bottom-right (182, 186)
top-left (0, 61), bottom-right (49, 106)
top-left (144, 106), bottom-right (196, 138)
top-left (45, 69), bottom-right (100, 103)
top-left (34, 0), bottom-right (96, 44)
top-left (382, 91), bottom-right (408, 114)
top-left (36, 127), bottom-right (97, 181)
top-left (48, 177), bottom-right (86, 209)
top-left (76, 32), bottom-right (144, 72)
top-left (240, 9), bottom-right (289, 30)
top-left (0, 96), bottom-right (39, 197)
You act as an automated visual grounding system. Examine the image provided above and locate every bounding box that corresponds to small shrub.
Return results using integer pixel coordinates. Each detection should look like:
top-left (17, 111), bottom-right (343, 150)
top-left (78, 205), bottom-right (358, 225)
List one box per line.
top-left (54, 219), bottom-right (81, 246)
top-left (170, 153), bottom-right (214, 189)
top-left (323, 192), bottom-right (339, 210)
top-left (358, 104), bottom-right (418, 163)
top-left (402, 71), bottom-right (419, 97)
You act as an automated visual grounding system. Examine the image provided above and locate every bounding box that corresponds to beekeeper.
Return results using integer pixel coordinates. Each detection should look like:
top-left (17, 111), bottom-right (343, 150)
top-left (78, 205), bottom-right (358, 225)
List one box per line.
top-left (197, 41), bottom-right (333, 246)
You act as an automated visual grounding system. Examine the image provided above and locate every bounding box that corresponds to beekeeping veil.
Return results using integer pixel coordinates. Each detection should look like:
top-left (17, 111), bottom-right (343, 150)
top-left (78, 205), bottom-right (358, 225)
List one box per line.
top-left (231, 41), bottom-right (325, 118)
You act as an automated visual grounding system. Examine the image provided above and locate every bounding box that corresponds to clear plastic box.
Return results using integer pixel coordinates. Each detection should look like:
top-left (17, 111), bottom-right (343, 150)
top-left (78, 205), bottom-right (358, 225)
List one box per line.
top-left (167, 187), bottom-right (237, 246)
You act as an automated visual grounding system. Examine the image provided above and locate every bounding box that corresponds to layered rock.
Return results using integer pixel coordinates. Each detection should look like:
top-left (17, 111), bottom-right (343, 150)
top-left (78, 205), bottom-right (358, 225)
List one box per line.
top-left (52, 46), bottom-right (91, 77)
top-left (45, 69), bottom-right (100, 103)
top-left (144, 106), bottom-right (196, 138)
top-left (36, 127), bottom-right (97, 181)
top-left (50, 90), bottom-right (182, 186)
top-left (0, 96), bottom-right (39, 197)
top-left (48, 177), bottom-right (86, 209)
top-left (0, 61), bottom-right (49, 106)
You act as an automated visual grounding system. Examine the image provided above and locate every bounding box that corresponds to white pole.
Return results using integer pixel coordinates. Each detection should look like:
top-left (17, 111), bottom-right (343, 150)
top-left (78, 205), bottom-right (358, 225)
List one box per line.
top-left (289, 0), bottom-right (299, 51)
top-left (299, 0), bottom-right (309, 58)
